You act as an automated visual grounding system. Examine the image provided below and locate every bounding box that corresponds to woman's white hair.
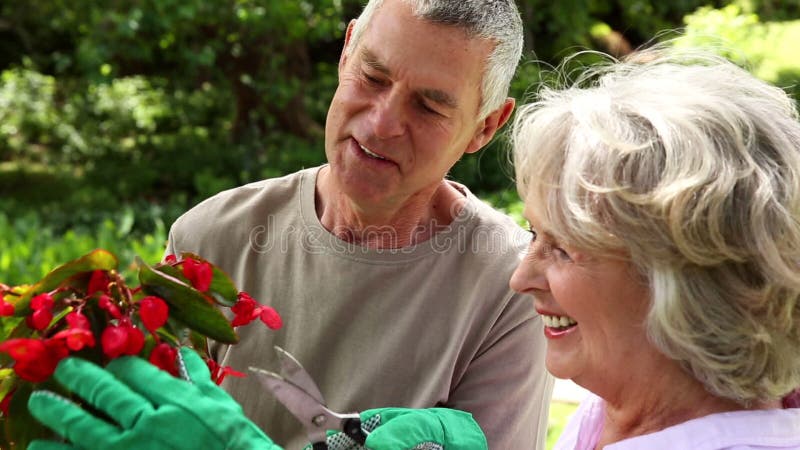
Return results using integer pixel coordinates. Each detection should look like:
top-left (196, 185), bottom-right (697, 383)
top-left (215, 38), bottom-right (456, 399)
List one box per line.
top-left (513, 45), bottom-right (800, 404)
top-left (346, 0), bottom-right (523, 120)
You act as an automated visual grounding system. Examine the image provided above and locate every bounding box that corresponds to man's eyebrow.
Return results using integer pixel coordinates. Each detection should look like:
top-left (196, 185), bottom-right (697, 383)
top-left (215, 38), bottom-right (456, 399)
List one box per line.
top-left (420, 88), bottom-right (458, 109)
top-left (361, 48), bottom-right (390, 75)
top-left (360, 47), bottom-right (458, 110)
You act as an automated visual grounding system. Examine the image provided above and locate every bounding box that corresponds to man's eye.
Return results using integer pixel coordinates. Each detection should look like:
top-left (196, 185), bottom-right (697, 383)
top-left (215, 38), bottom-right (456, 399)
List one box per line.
top-left (364, 73), bottom-right (382, 84)
top-left (419, 101), bottom-right (440, 115)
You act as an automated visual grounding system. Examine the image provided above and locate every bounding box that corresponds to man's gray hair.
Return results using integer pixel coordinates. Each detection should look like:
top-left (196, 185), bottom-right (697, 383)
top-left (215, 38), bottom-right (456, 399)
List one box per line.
top-left (347, 0), bottom-right (523, 119)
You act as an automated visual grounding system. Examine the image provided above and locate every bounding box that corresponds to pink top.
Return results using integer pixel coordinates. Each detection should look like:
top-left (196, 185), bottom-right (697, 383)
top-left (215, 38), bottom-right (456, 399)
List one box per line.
top-left (554, 393), bottom-right (800, 450)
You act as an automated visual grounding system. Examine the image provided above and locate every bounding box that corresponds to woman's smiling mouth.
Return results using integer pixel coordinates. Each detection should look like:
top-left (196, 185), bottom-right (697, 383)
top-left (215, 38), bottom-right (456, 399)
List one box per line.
top-left (540, 313), bottom-right (578, 338)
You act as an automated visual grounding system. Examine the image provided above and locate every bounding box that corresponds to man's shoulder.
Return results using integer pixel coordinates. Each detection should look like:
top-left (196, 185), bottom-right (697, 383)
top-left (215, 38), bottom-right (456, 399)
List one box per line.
top-left (469, 196), bottom-right (524, 231)
top-left (451, 183), bottom-right (527, 255)
top-left (449, 181), bottom-right (524, 230)
top-left (171, 167), bottom-right (316, 234)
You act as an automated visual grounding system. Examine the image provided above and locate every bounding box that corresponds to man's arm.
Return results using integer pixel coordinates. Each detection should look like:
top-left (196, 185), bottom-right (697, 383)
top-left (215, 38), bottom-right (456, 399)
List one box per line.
top-left (447, 294), bottom-right (553, 450)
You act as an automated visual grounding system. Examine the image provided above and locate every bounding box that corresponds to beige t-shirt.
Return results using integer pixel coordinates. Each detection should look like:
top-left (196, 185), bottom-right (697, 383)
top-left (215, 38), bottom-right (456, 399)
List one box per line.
top-left (166, 166), bottom-right (553, 449)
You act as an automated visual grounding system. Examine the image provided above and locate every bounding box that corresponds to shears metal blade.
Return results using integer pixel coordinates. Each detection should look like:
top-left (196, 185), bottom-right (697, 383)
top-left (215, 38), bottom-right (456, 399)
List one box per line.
top-left (249, 346), bottom-right (367, 449)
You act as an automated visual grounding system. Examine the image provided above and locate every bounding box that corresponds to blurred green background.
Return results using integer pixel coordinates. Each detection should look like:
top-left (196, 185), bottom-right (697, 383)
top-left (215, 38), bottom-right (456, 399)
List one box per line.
top-left (2, 0), bottom-right (799, 284)
top-left (1, 1), bottom-right (797, 446)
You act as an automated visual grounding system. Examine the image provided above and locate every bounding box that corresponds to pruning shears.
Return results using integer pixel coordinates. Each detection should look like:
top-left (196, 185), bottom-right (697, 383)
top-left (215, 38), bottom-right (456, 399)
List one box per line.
top-left (249, 346), bottom-right (368, 450)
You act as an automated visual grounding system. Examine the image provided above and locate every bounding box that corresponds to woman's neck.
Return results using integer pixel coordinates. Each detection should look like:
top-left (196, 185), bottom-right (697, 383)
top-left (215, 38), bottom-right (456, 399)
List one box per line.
top-left (593, 362), bottom-right (779, 448)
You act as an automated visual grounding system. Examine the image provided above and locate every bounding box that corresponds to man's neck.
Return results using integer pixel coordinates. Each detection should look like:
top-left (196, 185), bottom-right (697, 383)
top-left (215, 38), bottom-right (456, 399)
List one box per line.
top-left (315, 167), bottom-right (466, 249)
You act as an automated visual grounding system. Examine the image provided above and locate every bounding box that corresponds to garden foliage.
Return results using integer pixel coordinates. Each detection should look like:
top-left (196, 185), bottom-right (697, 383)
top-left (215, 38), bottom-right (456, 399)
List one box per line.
top-left (1, 0), bottom-right (799, 285)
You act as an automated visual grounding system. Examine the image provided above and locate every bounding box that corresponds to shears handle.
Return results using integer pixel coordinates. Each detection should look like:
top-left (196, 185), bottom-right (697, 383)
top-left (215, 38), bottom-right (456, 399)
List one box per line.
top-left (342, 417), bottom-right (367, 445)
top-left (310, 417), bottom-right (367, 449)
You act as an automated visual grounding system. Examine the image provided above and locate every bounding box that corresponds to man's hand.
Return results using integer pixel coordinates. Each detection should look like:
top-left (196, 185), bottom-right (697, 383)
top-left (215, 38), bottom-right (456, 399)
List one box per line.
top-left (318, 407), bottom-right (488, 450)
top-left (27, 347), bottom-right (281, 450)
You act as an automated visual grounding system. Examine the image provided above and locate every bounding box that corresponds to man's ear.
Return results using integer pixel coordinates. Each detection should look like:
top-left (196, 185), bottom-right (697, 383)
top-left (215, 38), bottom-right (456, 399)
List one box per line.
top-left (339, 19), bottom-right (357, 71)
top-left (464, 97), bottom-right (516, 154)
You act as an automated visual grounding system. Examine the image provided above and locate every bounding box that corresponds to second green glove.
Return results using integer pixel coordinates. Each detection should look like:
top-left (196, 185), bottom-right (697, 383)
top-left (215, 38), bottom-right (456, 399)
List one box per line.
top-left (316, 407), bottom-right (488, 450)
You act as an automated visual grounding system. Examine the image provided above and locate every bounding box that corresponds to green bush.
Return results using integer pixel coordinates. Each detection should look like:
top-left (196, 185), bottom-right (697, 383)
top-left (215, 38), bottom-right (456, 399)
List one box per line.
top-left (677, 1), bottom-right (800, 104)
top-left (0, 210), bottom-right (168, 286)
top-left (3, 0), bottom-right (800, 289)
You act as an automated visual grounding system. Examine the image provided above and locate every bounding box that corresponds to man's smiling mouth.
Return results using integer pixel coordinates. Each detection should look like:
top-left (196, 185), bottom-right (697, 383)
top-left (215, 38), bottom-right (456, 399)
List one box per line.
top-left (360, 144), bottom-right (388, 160)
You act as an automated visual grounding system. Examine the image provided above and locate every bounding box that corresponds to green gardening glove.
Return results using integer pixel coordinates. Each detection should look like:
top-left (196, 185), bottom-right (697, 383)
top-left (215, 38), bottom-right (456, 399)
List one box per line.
top-left (27, 347), bottom-right (281, 450)
top-left (314, 407), bottom-right (488, 450)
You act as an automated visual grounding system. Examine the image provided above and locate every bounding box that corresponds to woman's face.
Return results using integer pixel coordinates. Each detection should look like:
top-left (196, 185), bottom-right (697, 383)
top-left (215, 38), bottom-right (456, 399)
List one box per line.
top-left (509, 211), bottom-right (654, 390)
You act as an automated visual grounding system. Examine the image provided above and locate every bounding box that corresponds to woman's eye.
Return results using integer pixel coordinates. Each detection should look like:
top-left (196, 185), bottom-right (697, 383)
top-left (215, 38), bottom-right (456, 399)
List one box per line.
top-left (528, 227), bottom-right (537, 242)
top-left (552, 246), bottom-right (572, 262)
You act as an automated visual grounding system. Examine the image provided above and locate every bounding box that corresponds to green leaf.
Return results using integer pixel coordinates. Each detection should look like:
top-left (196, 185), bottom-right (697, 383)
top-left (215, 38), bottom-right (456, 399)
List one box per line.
top-left (0, 370), bottom-right (16, 401)
top-left (155, 255), bottom-right (238, 307)
top-left (188, 331), bottom-right (210, 358)
top-left (137, 258), bottom-right (238, 344)
top-left (10, 249), bottom-right (118, 316)
top-left (6, 383), bottom-right (52, 449)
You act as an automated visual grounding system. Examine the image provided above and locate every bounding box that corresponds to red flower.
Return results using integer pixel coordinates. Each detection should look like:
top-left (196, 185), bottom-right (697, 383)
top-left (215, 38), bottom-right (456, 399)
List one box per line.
top-left (182, 258), bottom-right (213, 292)
top-left (30, 293), bottom-right (54, 311)
top-left (164, 254), bottom-right (177, 264)
top-left (52, 328), bottom-right (96, 351)
top-left (66, 311), bottom-right (90, 329)
top-left (87, 270), bottom-right (110, 295)
top-left (26, 293), bottom-right (56, 331)
top-left (259, 306), bottom-right (283, 330)
top-left (231, 292), bottom-right (282, 330)
top-left (0, 299), bottom-right (14, 317)
top-left (148, 343), bottom-right (178, 376)
top-left (139, 296), bottom-right (169, 333)
top-left (206, 358), bottom-right (246, 385)
top-left (27, 308), bottom-right (53, 331)
top-left (0, 338), bottom-right (45, 361)
top-left (98, 294), bottom-right (122, 319)
top-left (53, 311), bottom-right (96, 350)
top-left (0, 338), bottom-right (69, 383)
top-left (231, 293), bottom-right (258, 327)
top-left (101, 322), bottom-right (145, 359)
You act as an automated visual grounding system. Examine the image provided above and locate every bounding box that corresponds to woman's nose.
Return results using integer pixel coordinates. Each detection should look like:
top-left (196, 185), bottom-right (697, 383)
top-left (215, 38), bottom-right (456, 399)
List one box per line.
top-left (509, 246), bottom-right (549, 294)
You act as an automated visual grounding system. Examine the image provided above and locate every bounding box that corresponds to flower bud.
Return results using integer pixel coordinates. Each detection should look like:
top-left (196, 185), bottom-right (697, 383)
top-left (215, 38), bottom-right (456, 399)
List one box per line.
top-left (101, 324), bottom-right (145, 359)
top-left (182, 258), bottom-right (213, 292)
top-left (139, 296), bottom-right (169, 333)
top-left (149, 343), bottom-right (178, 376)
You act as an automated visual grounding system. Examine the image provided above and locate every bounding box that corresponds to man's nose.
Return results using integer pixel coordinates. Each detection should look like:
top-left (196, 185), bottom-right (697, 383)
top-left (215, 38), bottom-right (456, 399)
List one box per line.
top-left (370, 91), bottom-right (405, 139)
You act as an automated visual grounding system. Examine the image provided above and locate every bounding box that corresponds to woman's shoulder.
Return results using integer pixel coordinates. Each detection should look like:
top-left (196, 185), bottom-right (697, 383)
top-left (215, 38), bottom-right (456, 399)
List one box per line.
top-left (608, 408), bottom-right (800, 450)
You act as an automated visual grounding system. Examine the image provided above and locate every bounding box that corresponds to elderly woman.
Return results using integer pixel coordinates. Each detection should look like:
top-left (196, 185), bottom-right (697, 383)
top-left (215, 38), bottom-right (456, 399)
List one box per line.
top-left (26, 48), bottom-right (800, 450)
top-left (510, 47), bottom-right (800, 448)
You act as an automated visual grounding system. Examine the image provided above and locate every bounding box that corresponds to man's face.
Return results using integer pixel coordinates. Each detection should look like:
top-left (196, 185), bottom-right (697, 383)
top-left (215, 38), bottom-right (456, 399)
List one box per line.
top-left (324, 0), bottom-right (495, 207)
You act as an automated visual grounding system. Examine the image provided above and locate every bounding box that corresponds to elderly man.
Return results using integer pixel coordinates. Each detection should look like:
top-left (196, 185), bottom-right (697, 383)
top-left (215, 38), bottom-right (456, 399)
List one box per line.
top-left (28, 1), bottom-right (552, 449)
